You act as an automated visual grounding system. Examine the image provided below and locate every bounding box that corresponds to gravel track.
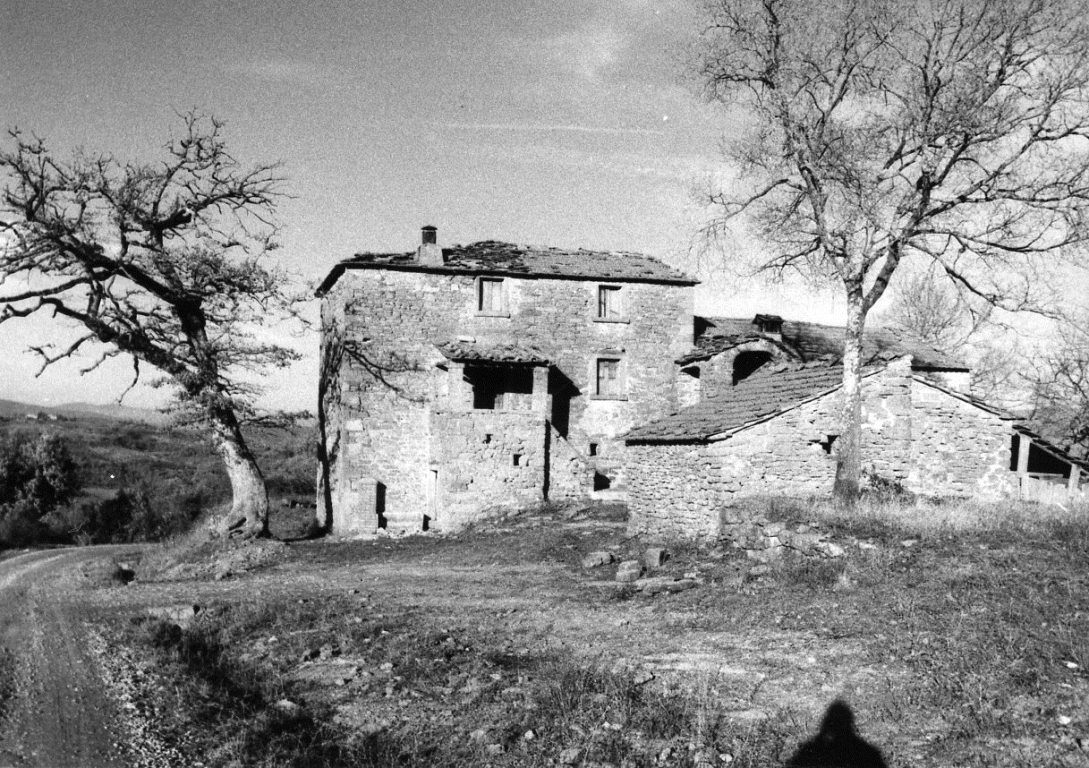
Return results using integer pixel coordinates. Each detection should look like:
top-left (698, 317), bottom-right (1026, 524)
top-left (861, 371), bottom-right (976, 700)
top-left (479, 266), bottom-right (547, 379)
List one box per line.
top-left (0, 546), bottom-right (146, 768)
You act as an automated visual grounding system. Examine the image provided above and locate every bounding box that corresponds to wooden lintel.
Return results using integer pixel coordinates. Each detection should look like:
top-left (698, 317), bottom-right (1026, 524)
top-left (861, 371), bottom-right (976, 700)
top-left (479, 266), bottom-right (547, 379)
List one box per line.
top-left (1069, 465), bottom-right (1081, 493)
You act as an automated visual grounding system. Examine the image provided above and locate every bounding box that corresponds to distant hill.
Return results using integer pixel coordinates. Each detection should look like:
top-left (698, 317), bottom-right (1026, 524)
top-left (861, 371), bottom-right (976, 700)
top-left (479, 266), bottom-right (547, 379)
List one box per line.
top-left (0, 398), bottom-right (169, 425)
top-left (54, 401), bottom-right (171, 426)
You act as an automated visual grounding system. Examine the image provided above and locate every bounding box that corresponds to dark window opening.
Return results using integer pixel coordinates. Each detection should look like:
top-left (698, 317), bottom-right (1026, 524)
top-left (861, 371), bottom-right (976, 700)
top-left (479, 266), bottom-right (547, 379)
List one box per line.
top-left (1012, 434), bottom-right (1073, 479)
top-left (681, 365), bottom-right (701, 379)
top-left (466, 364), bottom-right (534, 410)
top-left (376, 481), bottom-right (387, 529)
top-left (593, 472), bottom-right (612, 491)
top-left (484, 433), bottom-right (492, 444)
top-left (513, 453), bottom-right (522, 466)
top-left (422, 514), bottom-right (431, 532)
top-left (589, 442), bottom-right (598, 457)
top-left (733, 350), bottom-right (773, 385)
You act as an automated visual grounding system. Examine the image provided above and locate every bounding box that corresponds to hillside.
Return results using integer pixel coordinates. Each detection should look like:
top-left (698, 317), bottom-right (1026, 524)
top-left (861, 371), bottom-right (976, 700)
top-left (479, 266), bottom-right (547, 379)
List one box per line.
top-left (0, 401), bottom-right (316, 542)
top-left (0, 398), bottom-right (169, 426)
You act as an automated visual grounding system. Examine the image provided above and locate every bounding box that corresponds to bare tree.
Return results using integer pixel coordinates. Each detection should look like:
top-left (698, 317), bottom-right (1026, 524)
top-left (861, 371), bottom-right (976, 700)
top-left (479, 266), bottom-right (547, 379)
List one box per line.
top-left (882, 269), bottom-right (979, 352)
top-left (1029, 322), bottom-right (1089, 459)
top-left (697, 0), bottom-right (1089, 500)
top-left (881, 269), bottom-right (1022, 401)
top-left (0, 113), bottom-right (301, 538)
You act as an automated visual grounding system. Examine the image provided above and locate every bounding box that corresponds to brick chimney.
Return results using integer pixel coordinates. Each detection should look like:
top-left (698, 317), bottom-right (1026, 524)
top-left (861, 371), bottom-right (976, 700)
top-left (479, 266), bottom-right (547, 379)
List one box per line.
top-left (416, 225), bottom-right (443, 266)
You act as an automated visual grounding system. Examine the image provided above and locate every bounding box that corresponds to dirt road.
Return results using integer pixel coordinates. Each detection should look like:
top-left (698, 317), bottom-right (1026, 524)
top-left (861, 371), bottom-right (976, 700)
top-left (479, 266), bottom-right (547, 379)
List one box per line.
top-left (0, 546), bottom-right (143, 768)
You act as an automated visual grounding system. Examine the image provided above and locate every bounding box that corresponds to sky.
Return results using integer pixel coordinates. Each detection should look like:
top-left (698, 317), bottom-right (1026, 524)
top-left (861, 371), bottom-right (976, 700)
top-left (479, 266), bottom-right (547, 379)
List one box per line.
top-left (0, 0), bottom-right (960, 411)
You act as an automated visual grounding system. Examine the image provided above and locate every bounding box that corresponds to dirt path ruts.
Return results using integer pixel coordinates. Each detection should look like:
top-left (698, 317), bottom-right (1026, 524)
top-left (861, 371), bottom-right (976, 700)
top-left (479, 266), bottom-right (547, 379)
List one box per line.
top-left (0, 546), bottom-right (142, 768)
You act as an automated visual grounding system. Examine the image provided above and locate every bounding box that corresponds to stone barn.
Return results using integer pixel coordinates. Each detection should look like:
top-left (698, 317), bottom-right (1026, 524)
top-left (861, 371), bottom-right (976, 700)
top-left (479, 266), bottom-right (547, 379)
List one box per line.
top-left (316, 227), bottom-right (697, 535)
top-left (624, 355), bottom-right (1089, 541)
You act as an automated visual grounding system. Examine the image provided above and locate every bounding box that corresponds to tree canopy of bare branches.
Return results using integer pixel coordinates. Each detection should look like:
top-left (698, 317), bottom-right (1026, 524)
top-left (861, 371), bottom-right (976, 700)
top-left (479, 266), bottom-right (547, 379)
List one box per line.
top-left (697, 0), bottom-right (1089, 500)
top-left (1029, 322), bottom-right (1089, 459)
top-left (0, 113), bottom-right (302, 537)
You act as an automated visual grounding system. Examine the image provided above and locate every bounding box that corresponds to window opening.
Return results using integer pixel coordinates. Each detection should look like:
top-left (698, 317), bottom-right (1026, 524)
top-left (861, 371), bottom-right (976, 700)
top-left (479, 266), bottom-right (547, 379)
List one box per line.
top-left (484, 433), bottom-right (492, 444)
top-left (376, 481), bottom-right (387, 529)
top-left (589, 442), bottom-right (598, 457)
top-left (593, 472), bottom-right (612, 491)
top-left (596, 358), bottom-right (622, 397)
top-left (477, 278), bottom-right (505, 314)
top-left (597, 285), bottom-right (622, 320)
top-left (466, 364), bottom-right (533, 410)
top-left (513, 453), bottom-right (522, 466)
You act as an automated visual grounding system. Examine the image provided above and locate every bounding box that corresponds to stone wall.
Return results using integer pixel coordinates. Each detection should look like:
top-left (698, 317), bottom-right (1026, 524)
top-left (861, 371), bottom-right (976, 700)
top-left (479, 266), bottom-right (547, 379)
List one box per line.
top-left (547, 424), bottom-right (595, 501)
top-left (627, 359), bottom-right (1020, 540)
top-left (320, 267), bottom-right (692, 533)
top-left (907, 379), bottom-right (1016, 499)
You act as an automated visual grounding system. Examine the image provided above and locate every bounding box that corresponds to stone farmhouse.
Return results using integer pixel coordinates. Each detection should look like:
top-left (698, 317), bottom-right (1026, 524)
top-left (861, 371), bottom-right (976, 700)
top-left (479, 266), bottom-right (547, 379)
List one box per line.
top-left (316, 227), bottom-right (696, 535)
top-left (317, 227), bottom-right (1088, 537)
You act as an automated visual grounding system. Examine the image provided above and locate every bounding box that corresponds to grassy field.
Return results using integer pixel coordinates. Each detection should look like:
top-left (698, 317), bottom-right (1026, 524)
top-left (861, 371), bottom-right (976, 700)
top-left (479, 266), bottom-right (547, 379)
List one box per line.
top-left (106, 497), bottom-right (1089, 767)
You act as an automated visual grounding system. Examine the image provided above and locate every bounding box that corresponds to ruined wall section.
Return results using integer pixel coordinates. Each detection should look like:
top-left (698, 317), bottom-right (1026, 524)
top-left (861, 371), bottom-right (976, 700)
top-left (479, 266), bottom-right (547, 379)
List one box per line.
top-left (547, 424), bottom-right (595, 501)
top-left (429, 411), bottom-right (545, 531)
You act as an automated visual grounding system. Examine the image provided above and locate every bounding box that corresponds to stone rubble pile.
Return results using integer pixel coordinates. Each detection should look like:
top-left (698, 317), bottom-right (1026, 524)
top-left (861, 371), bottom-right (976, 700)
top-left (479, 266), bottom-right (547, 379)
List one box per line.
top-left (718, 515), bottom-right (847, 562)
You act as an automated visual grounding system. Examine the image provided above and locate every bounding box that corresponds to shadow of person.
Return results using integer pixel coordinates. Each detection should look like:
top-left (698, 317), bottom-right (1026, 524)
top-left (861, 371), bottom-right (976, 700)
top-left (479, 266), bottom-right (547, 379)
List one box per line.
top-left (784, 700), bottom-right (888, 768)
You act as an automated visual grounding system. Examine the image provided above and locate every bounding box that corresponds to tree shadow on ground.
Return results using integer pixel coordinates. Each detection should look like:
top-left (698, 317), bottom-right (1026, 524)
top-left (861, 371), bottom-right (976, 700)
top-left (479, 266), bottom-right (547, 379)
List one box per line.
top-left (784, 700), bottom-right (888, 768)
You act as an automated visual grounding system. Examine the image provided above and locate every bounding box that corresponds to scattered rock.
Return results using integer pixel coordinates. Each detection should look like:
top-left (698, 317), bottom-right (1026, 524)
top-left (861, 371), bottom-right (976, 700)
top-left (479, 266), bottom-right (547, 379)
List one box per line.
top-left (634, 576), bottom-right (696, 595)
top-left (615, 560), bottom-right (642, 583)
top-left (747, 564), bottom-right (771, 577)
top-left (273, 699), bottom-right (301, 716)
top-left (643, 546), bottom-right (667, 569)
top-left (559, 746), bottom-right (582, 765)
top-left (145, 604), bottom-right (201, 629)
top-left (470, 728), bottom-right (488, 742)
top-left (901, 538), bottom-right (919, 548)
top-left (815, 541), bottom-right (846, 558)
top-left (523, 729), bottom-right (536, 741)
top-left (581, 551), bottom-right (615, 568)
top-left (633, 669), bottom-right (655, 686)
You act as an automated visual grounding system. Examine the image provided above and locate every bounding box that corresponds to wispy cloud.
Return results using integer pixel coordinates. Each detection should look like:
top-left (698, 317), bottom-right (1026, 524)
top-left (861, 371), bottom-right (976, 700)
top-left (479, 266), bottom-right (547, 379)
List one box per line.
top-left (435, 121), bottom-right (664, 136)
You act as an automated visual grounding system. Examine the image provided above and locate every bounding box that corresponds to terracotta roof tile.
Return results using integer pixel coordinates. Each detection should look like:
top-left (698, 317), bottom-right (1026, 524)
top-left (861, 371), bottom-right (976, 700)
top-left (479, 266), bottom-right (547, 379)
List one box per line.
top-left (317, 241), bottom-right (697, 294)
top-left (626, 365), bottom-right (847, 443)
top-left (678, 316), bottom-right (966, 370)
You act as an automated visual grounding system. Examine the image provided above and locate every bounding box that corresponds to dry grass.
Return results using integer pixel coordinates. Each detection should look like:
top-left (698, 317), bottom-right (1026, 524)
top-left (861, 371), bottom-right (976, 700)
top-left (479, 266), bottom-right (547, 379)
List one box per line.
top-left (102, 497), bottom-right (1089, 767)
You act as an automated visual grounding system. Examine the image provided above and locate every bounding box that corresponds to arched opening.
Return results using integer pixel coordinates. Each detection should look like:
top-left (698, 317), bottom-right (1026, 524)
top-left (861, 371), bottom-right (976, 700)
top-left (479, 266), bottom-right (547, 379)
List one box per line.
top-left (733, 350), bottom-right (773, 384)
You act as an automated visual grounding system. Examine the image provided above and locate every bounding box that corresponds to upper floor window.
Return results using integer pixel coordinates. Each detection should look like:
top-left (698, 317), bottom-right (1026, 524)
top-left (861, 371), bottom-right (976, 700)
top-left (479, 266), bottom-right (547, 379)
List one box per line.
top-left (477, 277), bottom-right (508, 316)
top-left (595, 285), bottom-right (626, 322)
top-left (595, 357), bottom-right (624, 398)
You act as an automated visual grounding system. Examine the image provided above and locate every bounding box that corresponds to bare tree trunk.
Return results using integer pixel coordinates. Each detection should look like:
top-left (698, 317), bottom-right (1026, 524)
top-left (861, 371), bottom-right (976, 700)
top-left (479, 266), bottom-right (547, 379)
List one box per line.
top-left (834, 292), bottom-right (866, 505)
top-left (209, 411), bottom-right (269, 538)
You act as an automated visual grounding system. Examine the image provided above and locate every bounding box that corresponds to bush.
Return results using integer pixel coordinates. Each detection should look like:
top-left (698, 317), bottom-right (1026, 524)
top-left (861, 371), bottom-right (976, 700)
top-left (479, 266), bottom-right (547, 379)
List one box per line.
top-left (0, 433), bottom-right (79, 548)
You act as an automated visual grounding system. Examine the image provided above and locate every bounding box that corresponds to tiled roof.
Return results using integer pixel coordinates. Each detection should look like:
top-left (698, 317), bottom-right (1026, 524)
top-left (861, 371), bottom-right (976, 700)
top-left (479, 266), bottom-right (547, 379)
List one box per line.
top-left (626, 365), bottom-right (849, 443)
top-left (678, 316), bottom-right (966, 370)
top-left (317, 241), bottom-right (697, 295)
top-left (437, 341), bottom-right (549, 365)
